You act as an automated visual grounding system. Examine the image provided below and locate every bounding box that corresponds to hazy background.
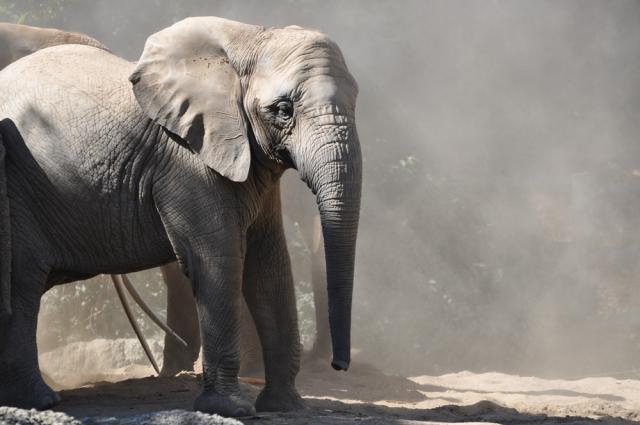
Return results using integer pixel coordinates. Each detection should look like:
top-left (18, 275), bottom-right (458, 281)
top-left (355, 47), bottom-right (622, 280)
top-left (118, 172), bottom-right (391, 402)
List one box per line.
top-left (3, 0), bottom-right (640, 378)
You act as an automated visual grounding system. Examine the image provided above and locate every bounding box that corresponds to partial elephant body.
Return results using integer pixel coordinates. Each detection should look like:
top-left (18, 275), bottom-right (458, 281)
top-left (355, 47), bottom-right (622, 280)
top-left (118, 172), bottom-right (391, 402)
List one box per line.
top-left (0, 22), bottom-right (190, 374)
top-left (0, 23), bottom-right (109, 321)
top-left (0, 47), bottom-right (179, 409)
top-left (0, 16), bottom-right (361, 418)
top-left (0, 23), bottom-right (108, 70)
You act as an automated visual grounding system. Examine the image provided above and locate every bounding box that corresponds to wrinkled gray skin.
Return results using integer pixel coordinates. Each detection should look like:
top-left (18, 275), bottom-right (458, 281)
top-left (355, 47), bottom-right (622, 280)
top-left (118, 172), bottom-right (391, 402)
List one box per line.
top-left (0, 17), bottom-right (361, 418)
top-left (162, 174), bottom-right (329, 378)
top-left (0, 22), bottom-right (330, 379)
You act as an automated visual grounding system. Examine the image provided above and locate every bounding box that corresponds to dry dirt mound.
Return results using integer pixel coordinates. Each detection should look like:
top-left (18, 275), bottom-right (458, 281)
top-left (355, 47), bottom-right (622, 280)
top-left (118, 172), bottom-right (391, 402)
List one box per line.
top-left (413, 371), bottom-right (640, 421)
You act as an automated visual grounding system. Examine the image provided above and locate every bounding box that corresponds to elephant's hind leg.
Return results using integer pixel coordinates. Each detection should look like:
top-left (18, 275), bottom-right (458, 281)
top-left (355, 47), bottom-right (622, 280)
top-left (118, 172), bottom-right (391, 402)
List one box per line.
top-left (160, 262), bottom-right (201, 377)
top-left (0, 262), bottom-right (59, 410)
top-left (308, 238), bottom-right (331, 361)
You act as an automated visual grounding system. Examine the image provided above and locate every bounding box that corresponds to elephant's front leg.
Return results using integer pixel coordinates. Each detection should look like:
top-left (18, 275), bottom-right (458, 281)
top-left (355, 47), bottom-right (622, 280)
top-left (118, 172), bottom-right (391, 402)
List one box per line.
top-left (190, 249), bottom-right (255, 417)
top-left (243, 209), bottom-right (305, 412)
top-left (155, 174), bottom-right (255, 416)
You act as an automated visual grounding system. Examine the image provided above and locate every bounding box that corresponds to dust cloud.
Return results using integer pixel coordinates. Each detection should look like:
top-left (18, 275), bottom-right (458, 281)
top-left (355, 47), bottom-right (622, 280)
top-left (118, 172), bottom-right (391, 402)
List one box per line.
top-left (16, 0), bottom-right (640, 379)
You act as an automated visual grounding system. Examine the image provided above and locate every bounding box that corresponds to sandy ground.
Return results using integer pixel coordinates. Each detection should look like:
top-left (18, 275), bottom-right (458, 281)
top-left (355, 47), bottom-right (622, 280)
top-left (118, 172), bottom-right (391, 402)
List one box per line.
top-left (26, 359), bottom-right (640, 424)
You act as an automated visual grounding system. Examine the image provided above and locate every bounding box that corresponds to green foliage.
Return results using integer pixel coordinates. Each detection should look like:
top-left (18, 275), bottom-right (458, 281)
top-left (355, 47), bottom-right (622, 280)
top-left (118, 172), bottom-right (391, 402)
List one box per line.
top-left (0, 0), bottom-right (75, 24)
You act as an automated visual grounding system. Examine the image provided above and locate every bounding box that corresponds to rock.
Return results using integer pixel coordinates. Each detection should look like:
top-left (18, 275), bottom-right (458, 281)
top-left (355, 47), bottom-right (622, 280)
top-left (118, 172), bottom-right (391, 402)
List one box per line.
top-left (40, 338), bottom-right (163, 383)
top-left (0, 408), bottom-right (242, 425)
top-left (0, 407), bottom-right (80, 425)
top-left (83, 410), bottom-right (242, 425)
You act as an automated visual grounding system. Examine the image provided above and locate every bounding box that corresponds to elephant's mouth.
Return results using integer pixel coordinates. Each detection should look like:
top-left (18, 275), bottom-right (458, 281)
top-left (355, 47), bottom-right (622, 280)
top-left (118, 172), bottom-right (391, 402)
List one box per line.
top-left (274, 143), bottom-right (295, 169)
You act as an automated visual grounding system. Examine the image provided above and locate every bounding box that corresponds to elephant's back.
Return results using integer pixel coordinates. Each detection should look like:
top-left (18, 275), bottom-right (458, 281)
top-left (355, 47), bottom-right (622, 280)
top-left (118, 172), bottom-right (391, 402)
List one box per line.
top-left (0, 44), bottom-right (152, 199)
top-left (0, 42), bottom-right (129, 76)
top-left (0, 44), bottom-right (137, 117)
top-left (0, 44), bottom-right (144, 150)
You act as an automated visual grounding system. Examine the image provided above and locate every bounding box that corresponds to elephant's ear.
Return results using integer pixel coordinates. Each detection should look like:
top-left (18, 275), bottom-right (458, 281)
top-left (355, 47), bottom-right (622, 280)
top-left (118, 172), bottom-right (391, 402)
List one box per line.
top-left (130, 17), bottom-right (256, 182)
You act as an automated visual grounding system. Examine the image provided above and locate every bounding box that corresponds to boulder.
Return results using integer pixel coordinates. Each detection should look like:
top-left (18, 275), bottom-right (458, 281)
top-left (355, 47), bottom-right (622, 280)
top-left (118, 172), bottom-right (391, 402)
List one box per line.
top-left (39, 338), bottom-right (163, 385)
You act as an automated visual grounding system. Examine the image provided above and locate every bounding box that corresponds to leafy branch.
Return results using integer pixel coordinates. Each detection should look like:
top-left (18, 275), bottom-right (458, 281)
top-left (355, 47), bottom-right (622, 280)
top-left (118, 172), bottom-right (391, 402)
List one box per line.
top-left (0, 0), bottom-right (75, 25)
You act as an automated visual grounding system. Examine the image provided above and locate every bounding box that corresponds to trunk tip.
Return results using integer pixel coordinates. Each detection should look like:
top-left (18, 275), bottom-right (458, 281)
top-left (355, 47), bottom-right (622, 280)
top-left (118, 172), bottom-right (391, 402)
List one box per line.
top-left (331, 359), bottom-right (350, 371)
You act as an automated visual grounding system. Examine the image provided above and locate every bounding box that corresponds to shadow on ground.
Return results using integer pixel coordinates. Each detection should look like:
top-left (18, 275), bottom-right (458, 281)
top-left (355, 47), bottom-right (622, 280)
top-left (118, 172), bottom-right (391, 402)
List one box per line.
top-left (46, 364), bottom-right (640, 424)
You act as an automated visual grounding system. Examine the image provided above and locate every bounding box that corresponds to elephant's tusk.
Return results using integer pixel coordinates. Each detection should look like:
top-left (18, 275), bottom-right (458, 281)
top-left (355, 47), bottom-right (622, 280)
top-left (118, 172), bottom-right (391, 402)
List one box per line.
top-left (119, 274), bottom-right (189, 348)
top-left (111, 274), bottom-right (160, 375)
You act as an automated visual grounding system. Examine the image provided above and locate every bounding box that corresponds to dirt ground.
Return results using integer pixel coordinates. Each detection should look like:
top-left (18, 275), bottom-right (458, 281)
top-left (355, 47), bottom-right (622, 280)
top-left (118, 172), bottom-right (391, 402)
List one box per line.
top-left (31, 359), bottom-right (640, 424)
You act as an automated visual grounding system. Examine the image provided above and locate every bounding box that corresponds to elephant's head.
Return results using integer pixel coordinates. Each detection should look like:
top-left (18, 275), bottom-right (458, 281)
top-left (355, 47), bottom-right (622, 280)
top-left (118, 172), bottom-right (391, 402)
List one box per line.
top-left (130, 17), bottom-right (361, 371)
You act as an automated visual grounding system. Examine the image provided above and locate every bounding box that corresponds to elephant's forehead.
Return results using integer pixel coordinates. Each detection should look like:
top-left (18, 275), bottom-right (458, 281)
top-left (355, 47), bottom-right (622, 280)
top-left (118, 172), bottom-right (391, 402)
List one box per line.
top-left (258, 30), bottom-right (346, 75)
top-left (250, 64), bottom-right (351, 108)
top-left (251, 33), bottom-right (354, 104)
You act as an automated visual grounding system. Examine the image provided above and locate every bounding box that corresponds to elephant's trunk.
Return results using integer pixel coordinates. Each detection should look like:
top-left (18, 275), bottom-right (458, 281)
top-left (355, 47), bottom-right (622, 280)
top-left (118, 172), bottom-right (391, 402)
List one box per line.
top-left (294, 121), bottom-right (362, 371)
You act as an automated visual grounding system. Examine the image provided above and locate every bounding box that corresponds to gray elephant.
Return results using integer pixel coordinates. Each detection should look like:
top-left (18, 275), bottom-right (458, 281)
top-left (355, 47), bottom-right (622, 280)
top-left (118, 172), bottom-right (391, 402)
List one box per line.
top-left (0, 21), bottom-right (330, 378)
top-left (0, 16), bottom-right (361, 418)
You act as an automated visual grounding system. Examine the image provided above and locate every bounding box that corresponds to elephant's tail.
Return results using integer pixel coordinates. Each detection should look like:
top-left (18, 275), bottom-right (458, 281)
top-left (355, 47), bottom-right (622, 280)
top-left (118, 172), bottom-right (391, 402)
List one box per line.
top-left (0, 131), bottom-right (11, 319)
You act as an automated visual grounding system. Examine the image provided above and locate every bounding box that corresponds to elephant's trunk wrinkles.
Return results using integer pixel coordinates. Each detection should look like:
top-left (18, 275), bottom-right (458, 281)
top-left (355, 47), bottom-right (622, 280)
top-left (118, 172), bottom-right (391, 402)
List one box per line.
top-left (296, 122), bottom-right (362, 371)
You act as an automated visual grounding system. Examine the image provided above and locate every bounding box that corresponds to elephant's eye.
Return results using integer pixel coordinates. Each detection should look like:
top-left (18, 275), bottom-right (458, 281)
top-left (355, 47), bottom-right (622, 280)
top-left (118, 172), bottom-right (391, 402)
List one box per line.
top-left (274, 100), bottom-right (293, 121)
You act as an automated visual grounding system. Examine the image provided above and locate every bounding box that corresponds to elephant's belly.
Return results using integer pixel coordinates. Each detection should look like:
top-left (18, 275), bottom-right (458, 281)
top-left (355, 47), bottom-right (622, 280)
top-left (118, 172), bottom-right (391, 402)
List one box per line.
top-left (46, 196), bottom-right (176, 276)
top-left (61, 228), bottom-right (176, 276)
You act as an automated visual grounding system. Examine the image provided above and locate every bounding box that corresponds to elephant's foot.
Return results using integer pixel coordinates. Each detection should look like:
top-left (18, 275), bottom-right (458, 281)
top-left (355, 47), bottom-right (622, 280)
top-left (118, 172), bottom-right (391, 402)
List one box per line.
top-left (0, 375), bottom-right (60, 410)
top-left (194, 390), bottom-right (255, 417)
top-left (160, 350), bottom-right (197, 377)
top-left (255, 386), bottom-right (306, 412)
top-left (160, 362), bottom-right (191, 378)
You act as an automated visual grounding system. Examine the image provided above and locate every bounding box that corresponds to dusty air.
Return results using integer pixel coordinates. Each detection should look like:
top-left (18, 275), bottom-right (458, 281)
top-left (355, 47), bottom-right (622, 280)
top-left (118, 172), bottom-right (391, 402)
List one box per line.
top-left (0, 1), bottom-right (638, 424)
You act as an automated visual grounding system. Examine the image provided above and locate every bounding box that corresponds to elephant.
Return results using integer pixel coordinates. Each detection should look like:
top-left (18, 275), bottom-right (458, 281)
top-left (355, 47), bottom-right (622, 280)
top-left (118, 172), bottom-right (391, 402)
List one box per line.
top-left (0, 22), bottom-right (109, 69)
top-left (0, 16), bottom-right (361, 418)
top-left (0, 21), bottom-right (330, 378)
